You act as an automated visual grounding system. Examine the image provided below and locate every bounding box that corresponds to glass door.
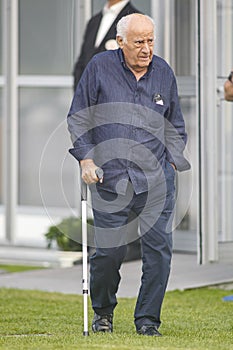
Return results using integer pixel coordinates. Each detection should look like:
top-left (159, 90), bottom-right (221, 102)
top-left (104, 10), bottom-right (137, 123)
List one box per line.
top-left (216, 0), bottom-right (233, 261)
top-left (171, 0), bottom-right (197, 254)
top-left (197, 0), bottom-right (233, 263)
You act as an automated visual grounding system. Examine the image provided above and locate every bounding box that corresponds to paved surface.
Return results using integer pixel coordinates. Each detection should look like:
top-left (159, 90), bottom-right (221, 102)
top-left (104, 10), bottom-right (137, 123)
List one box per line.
top-left (0, 249), bottom-right (233, 297)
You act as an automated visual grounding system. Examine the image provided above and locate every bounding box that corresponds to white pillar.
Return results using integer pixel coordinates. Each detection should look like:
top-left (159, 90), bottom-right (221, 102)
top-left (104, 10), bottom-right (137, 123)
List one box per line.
top-left (74, 0), bottom-right (92, 60)
top-left (151, 0), bottom-right (175, 65)
top-left (197, 0), bottom-right (218, 263)
top-left (2, 0), bottom-right (18, 243)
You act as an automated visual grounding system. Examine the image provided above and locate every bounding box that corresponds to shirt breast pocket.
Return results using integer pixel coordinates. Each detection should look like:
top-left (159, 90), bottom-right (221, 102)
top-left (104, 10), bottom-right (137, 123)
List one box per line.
top-left (152, 103), bottom-right (166, 116)
top-left (146, 95), bottom-right (167, 117)
top-left (146, 103), bottom-right (167, 131)
top-left (138, 105), bottom-right (165, 137)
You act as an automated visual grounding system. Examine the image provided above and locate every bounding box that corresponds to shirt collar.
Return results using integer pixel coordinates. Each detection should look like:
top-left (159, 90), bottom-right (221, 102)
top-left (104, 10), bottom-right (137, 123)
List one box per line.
top-left (118, 48), bottom-right (155, 77)
top-left (103, 0), bottom-right (129, 15)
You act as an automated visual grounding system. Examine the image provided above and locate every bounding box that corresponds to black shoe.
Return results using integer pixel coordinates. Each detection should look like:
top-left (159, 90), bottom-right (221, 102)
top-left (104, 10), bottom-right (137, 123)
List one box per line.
top-left (92, 313), bottom-right (113, 333)
top-left (137, 325), bottom-right (162, 336)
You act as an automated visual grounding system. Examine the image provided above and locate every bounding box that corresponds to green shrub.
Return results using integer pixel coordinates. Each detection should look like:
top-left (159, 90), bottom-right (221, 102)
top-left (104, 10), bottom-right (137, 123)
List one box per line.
top-left (44, 217), bottom-right (94, 251)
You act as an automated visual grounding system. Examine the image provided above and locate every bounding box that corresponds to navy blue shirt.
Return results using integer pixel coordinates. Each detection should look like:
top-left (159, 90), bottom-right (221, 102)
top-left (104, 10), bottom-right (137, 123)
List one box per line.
top-left (68, 49), bottom-right (190, 194)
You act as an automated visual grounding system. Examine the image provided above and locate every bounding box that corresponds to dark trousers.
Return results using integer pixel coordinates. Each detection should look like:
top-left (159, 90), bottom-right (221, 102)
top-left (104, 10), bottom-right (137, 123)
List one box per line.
top-left (90, 162), bottom-right (175, 330)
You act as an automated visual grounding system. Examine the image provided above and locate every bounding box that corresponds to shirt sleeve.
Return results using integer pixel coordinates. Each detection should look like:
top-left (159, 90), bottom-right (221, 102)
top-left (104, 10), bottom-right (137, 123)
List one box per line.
top-left (67, 57), bottom-right (99, 162)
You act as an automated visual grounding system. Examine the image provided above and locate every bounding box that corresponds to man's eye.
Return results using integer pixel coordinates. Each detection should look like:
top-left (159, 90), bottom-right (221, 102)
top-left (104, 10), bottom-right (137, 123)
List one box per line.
top-left (135, 39), bottom-right (154, 46)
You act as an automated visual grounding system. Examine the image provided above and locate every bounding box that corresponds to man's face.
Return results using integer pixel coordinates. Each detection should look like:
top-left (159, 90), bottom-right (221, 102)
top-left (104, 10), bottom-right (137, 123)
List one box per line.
top-left (117, 18), bottom-right (154, 74)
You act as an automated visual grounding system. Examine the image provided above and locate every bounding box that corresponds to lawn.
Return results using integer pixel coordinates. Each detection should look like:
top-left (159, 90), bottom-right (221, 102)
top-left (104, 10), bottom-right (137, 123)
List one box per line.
top-left (0, 265), bottom-right (46, 274)
top-left (0, 287), bottom-right (232, 350)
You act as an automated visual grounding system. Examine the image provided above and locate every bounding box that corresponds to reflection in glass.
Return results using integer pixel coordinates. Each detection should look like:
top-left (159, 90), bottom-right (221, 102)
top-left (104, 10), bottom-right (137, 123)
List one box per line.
top-left (19, 0), bottom-right (74, 75)
top-left (176, 97), bottom-right (196, 231)
top-left (19, 88), bottom-right (77, 208)
top-left (172, 97), bottom-right (197, 252)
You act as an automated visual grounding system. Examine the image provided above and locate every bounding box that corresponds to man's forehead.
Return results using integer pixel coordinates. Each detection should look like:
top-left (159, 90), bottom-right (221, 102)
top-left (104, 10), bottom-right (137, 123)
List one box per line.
top-left (126, 19), bottom-right (154, 36)
top-left (127, 29), bottom-right (154, 39)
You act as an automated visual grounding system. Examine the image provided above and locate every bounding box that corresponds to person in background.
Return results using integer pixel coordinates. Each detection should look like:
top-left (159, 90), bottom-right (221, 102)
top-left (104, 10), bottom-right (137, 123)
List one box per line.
top-left (68, 14), bottom-right (190, 336)
top-left (73, 0), bottom-right (140, 91)
top-left (224, 69), bottom-right (233, 101)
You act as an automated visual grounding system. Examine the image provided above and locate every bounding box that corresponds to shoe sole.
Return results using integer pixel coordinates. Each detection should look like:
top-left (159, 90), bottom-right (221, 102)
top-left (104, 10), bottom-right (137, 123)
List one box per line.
top-left (92, 324), bottom-right (113, 333)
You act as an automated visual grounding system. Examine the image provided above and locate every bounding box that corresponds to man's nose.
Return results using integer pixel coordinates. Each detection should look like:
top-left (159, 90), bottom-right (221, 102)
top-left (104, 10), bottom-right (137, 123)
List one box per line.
top-left (141, 42), bottom-right (150, 53)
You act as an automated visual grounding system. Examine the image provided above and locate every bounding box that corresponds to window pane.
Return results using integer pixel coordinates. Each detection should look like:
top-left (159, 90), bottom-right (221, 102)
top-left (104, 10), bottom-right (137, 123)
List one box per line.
top-left (173, 97), bottom-right (197, 252)
top-left (217, 0), bottom-right (233, 243)
top-left (92, 0), bottom-right (151, 16)
top-left (0, 89), bottom-right (2, 204)
top-left (19, 87), bottom-right (77, 208)
top-left (217, 0), bottom-right (233, 76)
top-left (132, 0), bottom-right (151, 14)
top-left (0, 0), bottom-right (2, 74)
top-left (92, 0), bottom-right (105, 13)
top-left (218, 101), bottom-right (233, 241)
top-left (175, 0), bottom-right (196, 76)
top-left (19, 0), bottom-right (74, 75)
top-left (177, 97), bottom-right (196, 229)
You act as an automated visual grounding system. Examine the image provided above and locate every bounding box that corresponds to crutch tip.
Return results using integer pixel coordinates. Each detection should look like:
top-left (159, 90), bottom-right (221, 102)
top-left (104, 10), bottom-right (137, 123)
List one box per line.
top-left (83, 331), bottom-right (89, 336)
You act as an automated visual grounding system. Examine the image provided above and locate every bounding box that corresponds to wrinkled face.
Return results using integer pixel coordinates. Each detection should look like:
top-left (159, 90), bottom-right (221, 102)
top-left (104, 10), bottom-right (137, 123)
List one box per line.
top-left (117, 17), bottom-right (154, 75)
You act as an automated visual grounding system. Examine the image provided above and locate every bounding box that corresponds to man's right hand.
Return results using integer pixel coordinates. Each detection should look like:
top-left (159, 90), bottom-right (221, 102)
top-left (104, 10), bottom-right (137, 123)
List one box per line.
top-left (80, 159), bottom-right (103, 184)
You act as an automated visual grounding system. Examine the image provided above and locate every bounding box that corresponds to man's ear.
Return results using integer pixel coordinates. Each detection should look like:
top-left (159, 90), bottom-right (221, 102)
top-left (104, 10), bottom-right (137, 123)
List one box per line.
top-left (116, 35), bottom-right (124, 49)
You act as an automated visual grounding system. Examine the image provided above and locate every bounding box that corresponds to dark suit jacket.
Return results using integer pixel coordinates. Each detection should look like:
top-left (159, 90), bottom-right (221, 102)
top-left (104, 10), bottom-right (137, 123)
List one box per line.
top-left (73, 1), bottom-right (140, 90)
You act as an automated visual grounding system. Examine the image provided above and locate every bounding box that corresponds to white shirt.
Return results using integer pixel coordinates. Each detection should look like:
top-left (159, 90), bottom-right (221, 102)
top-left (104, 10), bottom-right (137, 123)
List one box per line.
top-left (95, 0), bottom-right (130, 48)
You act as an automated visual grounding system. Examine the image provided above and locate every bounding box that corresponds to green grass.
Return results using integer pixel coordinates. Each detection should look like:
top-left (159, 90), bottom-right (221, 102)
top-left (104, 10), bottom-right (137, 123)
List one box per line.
top-left (0, 265), bottom-right (46, 273)
top-left (0, 288), bottom-right (232, 350)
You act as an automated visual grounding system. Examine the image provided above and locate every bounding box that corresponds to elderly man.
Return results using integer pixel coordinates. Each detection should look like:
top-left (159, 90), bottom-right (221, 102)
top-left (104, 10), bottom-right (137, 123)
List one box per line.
top-left (224, 69), bottom-right (233, 101)
top-left (68, 14), bottom-right (190, 336)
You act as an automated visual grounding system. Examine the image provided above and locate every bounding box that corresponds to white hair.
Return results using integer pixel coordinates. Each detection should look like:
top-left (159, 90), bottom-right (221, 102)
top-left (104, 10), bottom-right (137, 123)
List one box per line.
top-left (116, 14), bottom-right (155, 42)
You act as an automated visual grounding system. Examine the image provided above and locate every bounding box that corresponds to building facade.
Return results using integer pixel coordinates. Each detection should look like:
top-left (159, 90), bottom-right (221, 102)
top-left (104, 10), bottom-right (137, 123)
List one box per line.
top-left (0, 0), bottom-right (233, 263)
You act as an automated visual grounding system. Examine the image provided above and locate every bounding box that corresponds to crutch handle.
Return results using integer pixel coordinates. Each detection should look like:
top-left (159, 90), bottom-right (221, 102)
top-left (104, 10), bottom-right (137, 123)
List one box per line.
top-left (81, 167), bottom-right (104, 201)
top-left (81, 180), bottom-right (87, 202)
top-left (95, 167), bottom-right (104, 180)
